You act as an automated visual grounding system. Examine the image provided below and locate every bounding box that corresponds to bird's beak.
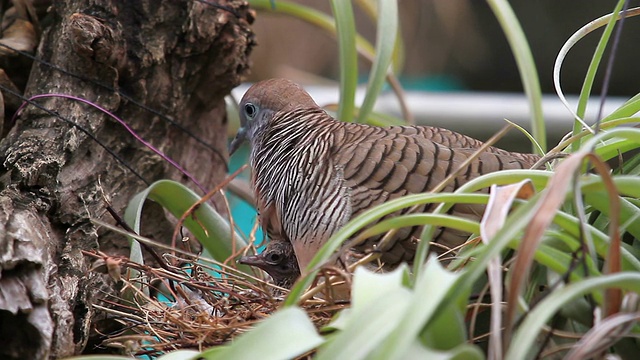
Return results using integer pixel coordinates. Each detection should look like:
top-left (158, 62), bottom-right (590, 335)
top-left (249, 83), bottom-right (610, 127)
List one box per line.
top-left (238, 254), bottom-right (268, 271)
top-left (228, 127), bottom-right (246, 156)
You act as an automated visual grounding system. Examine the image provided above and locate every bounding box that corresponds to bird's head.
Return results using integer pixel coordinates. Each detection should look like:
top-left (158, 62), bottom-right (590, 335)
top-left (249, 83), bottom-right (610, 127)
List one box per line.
top-left (229, 78), bottom-right (319, 155)
top-left (239, 240), bottom-right (301, 288)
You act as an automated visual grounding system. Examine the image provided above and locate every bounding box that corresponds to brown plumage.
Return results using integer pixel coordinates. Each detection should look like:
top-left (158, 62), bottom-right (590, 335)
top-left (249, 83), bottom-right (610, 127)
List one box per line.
top-left (230, 78), bottom-right (541, 281)
top-left (239, 241), bottom-right (300, 288)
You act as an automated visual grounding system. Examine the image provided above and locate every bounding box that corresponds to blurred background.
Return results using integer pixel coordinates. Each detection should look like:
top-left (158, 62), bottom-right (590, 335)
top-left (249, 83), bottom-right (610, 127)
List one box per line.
top-left (236, 0), bottom-right (639, 150)
top-left (248, 0), bottom-right (639, 95)
top-left (229, 0), bottom-right (640, 242)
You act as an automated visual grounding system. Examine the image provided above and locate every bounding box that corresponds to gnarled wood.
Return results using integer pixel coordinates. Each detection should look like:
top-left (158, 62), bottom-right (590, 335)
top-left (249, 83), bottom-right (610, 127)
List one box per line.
top-left (0, 1), bottom-right (254, 358)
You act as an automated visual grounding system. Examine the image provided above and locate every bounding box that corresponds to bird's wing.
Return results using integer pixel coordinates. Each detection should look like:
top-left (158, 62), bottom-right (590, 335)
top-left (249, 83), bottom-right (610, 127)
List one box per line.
top-left (416, 126), bottom-right (541, 167)
top-left (330, 124), bottom-right (535, 263)
top-left (334, 124), bottom-right (535, 207)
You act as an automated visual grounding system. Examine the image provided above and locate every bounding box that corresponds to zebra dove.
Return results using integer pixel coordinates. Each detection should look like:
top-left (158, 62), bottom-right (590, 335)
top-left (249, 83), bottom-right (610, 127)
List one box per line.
top-left (230, 78), bottom-right (540, 281)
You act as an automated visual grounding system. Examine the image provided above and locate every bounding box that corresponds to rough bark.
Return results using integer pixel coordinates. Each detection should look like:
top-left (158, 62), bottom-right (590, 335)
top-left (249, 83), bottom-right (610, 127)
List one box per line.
top-left (0, 1), bottom-right (254, 358)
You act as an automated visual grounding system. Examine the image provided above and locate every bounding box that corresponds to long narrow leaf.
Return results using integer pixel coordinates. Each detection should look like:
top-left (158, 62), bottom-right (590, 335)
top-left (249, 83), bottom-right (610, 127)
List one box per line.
top-left (124, 180), bottom-right (249, 269)
top-left (487, 0), bottom-right (546, 151)
top-left (248, 0), bottom-right (376, 56)
top-left (571, 0), bottom-right (630, 145)
top-left (356, 0), bottom-right (398, 123)
top-left (552, 3), bottom-right (640, 150)
top-left (330, 0), bottom-right (358, 121)
top-left (506, 273), bottom-right (640, 360)
top-left (601, 92), bottom-right (640, 122)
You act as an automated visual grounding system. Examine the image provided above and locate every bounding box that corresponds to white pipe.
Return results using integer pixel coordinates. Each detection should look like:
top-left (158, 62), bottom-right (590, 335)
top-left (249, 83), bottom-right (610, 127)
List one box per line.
top-left (232, 84), bottom-right (634, 139)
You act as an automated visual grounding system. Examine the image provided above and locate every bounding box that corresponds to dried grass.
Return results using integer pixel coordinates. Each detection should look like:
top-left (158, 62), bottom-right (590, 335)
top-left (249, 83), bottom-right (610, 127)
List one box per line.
top-left (83, 250), bottom-right (345, 357)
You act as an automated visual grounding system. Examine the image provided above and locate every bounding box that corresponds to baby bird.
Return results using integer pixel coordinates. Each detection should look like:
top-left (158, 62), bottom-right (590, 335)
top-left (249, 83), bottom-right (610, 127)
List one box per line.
top-left (239, 241), bottom-right (300, 289)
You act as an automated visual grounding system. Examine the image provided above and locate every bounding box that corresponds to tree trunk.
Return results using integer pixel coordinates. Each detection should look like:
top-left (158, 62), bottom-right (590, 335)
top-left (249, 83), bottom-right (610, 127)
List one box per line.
top-left (0, 1), bottom-right (254, 358)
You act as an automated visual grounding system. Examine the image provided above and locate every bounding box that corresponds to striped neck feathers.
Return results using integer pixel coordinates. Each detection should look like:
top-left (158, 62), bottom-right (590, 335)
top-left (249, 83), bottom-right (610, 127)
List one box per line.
top-left (250, 108), bottom-right (335, 204)
top-left (250, 107), bottom-right (332, 165)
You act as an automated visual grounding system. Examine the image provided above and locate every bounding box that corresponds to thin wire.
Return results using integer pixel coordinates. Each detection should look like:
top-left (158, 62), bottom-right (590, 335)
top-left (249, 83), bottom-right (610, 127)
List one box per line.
top-left (0, 83), bottom-right (150, 185)
top-left (18, 93), bottom-right (208, 193)
top-left (595, 0), bottom-right (630, 133)
top-left (0, 41), bottom-right (229, 171)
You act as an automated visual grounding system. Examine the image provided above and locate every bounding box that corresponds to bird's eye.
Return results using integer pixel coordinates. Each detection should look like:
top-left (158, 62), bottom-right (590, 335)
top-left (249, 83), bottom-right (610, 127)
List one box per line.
top-left (266, 252), bottom-right (281, 263)
top-left (244, 103), bottom-right (257, 119)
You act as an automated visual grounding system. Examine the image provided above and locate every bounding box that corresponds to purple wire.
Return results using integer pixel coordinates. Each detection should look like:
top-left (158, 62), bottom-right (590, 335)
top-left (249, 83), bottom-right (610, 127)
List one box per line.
top-left (13, 93), bottom-right (208, 193)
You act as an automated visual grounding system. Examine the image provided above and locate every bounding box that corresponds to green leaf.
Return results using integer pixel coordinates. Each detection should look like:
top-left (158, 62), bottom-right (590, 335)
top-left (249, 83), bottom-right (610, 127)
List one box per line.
top-left (595, 140), bottom-right (640, 162)
top-left (360, 109), bottom-right (405, 126)
top-left (200, 307), bottom-right (323, 360)
top-left (447, 192), bottom-right (543, 306)
top-left (358, 213), bottom-right (479, 240)
top-left (414, 170), bottom-right (551, 276)
top-left (321, 266), bottom-right (408, 332)
top-left (322, 308), bottom-right (352, 332)
top-left (553, 210), bottom-right (640, 272)
top-left (371, 259), bottom-right (469, 359)
top-left (157, 350), bottom-right (202, 360)
top-left (420, 300), bottom-right (468, 351)
top-left (572, 0), bottom-right (629, 141)
top-left (124, 180), bottom-right (249, 270)
top-left (317, 267), bottom-right (413, 360)
top-left (356, 0), bottom-right (398, 123)
top-left (247, 0), bottom-right (377, 59)
top-left (351, 264), bottom-right (410, 308)
top-left (585, 191), bottom-right (640, 240)
top-left (551, 0), bottom-right (636, 150)
top-left (602, 93), bottom-right (640, 123)
top-left (403, 340), bottom-right (484, 360)
top-left (330, 0), bottom-right (358, 121)
top-left (506, 272), bottom-right (640, 359)
top-left (503, 119), bottom-right (545, 157)
top-left (487, 0), bottom-right (546, 151)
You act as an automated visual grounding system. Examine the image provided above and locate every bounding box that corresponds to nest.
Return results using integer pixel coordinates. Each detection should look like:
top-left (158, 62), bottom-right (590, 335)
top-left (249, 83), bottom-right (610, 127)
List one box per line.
top-left (83, 250), bottom-right (346, 357)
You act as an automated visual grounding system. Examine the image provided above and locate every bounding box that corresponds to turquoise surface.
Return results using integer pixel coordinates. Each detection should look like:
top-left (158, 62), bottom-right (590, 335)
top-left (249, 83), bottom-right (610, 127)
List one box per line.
top-left (228, 143), bottom-right (265, 249)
